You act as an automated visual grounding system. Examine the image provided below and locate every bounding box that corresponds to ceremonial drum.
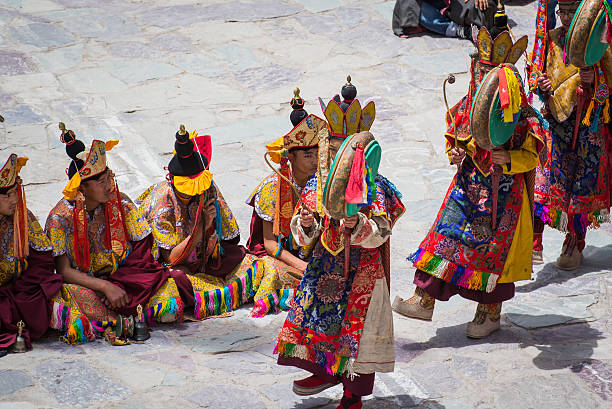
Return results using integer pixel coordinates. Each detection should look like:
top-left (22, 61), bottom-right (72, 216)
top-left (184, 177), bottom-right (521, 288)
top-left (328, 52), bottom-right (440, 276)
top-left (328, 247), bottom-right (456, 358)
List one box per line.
top-left (323, 131), bottom-right (381, 220)
top-left (567, 0), bottom-right (610, 68)
top-left (470, 64), bottom-right (522, 150)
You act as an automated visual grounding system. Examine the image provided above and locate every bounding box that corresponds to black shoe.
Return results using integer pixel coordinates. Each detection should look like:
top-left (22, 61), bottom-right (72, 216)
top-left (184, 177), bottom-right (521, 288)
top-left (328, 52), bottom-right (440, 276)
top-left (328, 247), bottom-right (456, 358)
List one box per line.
top-left (457, 25), bottom-right (472, 40)
top-left (0, 348), bottom-right (8, 358)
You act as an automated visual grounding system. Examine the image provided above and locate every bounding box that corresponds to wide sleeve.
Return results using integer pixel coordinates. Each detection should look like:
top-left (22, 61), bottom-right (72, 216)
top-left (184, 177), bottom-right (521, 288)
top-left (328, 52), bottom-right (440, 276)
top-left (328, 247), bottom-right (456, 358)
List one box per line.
top-left (348, 213), bottom-right (391, 249)
top-left (502, 131), bottom-right (540, 175)
top-left (290, 213), bottom-right (321, 247)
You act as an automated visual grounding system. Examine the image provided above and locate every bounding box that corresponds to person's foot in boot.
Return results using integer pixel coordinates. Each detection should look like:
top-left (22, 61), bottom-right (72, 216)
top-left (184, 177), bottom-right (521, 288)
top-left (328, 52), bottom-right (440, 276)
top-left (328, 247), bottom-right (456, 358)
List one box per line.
top-left (457, 24), bottom-right (472, 39)
top-left (556, 233), bottom-right (584, 271)
top-left (532, 250), bottom-right (543, 265)
top-left (0, 348), bottom-right (8, 358)
top-left (293, 374), bottom-right (338, 396)
top-left (466, 303), bottom-right (501, 338)
top-left (392, 287), bottom-right (435, 321)
top-left (336, 389), bottom-right (362, 409)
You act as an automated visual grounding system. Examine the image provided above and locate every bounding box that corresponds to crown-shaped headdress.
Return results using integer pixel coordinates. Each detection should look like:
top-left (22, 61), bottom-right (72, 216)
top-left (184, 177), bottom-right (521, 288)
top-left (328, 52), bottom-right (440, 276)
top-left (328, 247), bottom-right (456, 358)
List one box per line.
top-left (60, 122), bottom-right (118, 200)
top-left (319, 76), bottom-right (375, 138)
top-left (475, 2), bottom-right (528, 68)
top-left (0, 154), bottom-right (27, 191)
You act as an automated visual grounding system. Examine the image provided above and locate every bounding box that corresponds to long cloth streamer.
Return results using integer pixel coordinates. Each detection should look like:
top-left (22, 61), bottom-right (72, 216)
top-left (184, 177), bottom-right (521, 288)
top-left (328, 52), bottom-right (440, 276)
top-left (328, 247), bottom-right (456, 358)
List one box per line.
top-left (573, 85), bottom-right (591, 150)
top-left (344, 227), bottom-right (352, 280)
top-left (491, 164), bottom-right (502, 230)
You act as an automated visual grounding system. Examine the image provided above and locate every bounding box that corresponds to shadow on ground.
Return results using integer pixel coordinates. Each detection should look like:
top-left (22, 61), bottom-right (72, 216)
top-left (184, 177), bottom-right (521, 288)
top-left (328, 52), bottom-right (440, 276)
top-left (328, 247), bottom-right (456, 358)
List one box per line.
top-left (291, 396), bottom-right (446, 409)
top-left (517, 244), bottom-right (612, 293)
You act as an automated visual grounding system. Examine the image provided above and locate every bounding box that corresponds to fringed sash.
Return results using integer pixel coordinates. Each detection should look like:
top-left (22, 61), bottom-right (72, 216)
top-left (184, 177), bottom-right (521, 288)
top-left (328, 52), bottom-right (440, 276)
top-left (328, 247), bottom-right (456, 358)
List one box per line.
top-left (73, 181), bottom-right (130, 273)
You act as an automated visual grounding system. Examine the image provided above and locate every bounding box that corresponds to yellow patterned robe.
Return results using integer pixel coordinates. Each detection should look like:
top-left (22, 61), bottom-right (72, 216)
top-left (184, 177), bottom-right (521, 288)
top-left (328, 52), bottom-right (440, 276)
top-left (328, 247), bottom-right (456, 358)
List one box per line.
top-left (245, 172), bottom-right (310, 317)
top-left (137, 180), bottom-right (257, 320)
top-left (45, 193), bottom-right (182, 344)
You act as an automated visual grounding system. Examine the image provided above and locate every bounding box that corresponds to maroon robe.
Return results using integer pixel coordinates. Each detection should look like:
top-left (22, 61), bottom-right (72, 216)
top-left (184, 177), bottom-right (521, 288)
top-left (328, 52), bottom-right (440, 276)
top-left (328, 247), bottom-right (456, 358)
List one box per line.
top-left (0, 248), bottom-right (62, 349)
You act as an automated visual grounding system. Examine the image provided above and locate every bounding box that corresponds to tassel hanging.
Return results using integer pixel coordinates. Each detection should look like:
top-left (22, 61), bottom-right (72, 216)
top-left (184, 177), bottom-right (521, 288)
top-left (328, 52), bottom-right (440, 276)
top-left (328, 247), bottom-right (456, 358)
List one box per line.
top-left (582, 100), bottom-right (595, 127)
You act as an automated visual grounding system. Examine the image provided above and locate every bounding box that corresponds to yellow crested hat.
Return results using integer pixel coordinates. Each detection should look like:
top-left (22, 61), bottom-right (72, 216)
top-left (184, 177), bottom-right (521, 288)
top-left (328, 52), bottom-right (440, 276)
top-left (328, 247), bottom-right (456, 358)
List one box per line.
top-left (0, 154), bottom-right (28, 190)
top-left (60, 122), bottom-right (118, 200)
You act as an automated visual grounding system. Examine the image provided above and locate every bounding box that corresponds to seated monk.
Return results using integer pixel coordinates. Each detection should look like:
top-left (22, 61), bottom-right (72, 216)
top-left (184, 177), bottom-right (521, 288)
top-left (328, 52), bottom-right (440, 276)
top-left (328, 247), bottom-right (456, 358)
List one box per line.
top-left (0, 154), bottom-right (62, 357)
top-left (137, 125), bottom-right (255, 319)
top-left (246, 89), bottom-right (328, 317)
top-left (46, 124), bottom-right (183, 345)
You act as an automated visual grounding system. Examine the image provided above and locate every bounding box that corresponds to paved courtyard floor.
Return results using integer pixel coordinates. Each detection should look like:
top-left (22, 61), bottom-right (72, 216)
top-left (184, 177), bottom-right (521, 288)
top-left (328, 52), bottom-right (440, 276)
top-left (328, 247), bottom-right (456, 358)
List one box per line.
top-left (0, 0), bottom-right (611, 408)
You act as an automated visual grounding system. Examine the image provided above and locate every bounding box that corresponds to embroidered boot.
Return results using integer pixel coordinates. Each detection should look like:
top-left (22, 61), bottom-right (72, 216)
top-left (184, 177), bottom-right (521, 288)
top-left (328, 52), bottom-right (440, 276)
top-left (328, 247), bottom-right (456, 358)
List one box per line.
top-left (335, 389), bottom-right (362, 409)
top-left (556, 233), bottom-right (584, 271)
top-left (293, 374), bottom-right (338, 396)
top-left (532, 218), bottom-right (545, 265)
top-left (466, 302), bottom-right (501, 338)
top-left (392, 287), bottom-right (435, 321)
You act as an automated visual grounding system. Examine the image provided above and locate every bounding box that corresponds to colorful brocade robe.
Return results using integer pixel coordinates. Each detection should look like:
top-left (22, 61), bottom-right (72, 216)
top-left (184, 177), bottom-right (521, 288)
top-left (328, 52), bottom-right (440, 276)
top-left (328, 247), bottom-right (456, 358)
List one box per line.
top-left (45, 193), bottom-right (182, 344)
top-left (245, 172), bottom-right (311, 317)
top-left (45, 194), bottom-right (151, 276)
top-left (409, 101), bottom-right (547, 291)
top-left (136, 180), bottom-right (240, 269)
top-left (1, 210), bottom-right (53, 286)
top-left (137, 180), bottom-right (260, 321)
top-left (0, 211), bottom-right (62, 348)
top-left (276, 173), bottom-right (404, 376)
top-left (534, 27), bottom-right (612, 234)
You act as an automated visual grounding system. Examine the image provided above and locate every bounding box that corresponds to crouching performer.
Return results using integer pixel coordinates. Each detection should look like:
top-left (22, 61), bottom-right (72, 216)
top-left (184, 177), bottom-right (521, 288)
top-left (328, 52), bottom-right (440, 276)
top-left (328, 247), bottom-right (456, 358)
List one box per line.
top-left (276, 79), bottom-right (404, 409)
top-left (394, 24), bottom-right (548, 338)
top-left (246, 90), bottom-right (327, 317)
top-left (0, 154), bottom-right (62, 357)
top-left (46, 124), bottom-right (183, 345)
top-left (137, 126), bottom-right (255, 319)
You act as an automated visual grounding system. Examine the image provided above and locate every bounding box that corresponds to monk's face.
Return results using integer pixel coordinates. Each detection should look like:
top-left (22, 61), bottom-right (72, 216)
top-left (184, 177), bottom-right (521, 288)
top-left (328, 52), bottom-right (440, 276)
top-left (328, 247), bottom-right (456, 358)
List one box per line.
top-left (288, 147), bottom-right (319, 178)
top-left (79, 168), bottom-right (114, 206)
top-left (328, 138), bottom-right (344, 163)
top-left (558, 5), bottom-right (578, 30)
top-left (0, 184), bottom-right (18, 216)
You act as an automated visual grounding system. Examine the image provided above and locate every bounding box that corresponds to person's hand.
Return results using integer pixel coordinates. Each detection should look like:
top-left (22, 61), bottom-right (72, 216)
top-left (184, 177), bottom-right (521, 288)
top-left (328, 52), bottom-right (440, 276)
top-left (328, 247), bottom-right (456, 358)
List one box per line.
top-left (491, 149), bottom-right (511, 165)
top-left (579, 67), bottom-right (594, 84)
top-left (450, 147), bottom-right (466, 165)
top-left (343, 214), bottom-right (359, 229)
top-left (537, 73), bottom-right (552, 92)
top-left (203, 199), bottom-right (216, 231)
top-left (299, 206), bottom-right (314, 228)
top-left (101, 282), bottom-right (129, 310)
top-left (473, 0), bottom-right (490, 11)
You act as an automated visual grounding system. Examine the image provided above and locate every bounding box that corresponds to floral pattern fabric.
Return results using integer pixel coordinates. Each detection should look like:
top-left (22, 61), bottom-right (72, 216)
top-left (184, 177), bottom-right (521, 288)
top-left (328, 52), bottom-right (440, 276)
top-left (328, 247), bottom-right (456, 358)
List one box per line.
top-left (276, 172), bottom-right (404, 376)
top-left (45, 194), bottom-right (151, 277)
top-left (0, 211), bottom-right (52, 287)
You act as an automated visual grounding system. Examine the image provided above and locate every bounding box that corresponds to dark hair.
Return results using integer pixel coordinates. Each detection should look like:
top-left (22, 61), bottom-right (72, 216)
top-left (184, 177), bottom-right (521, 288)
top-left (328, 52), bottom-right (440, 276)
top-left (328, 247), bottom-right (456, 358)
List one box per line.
top-left (0, 183), bottom-right (16, 195)
top-left (288, 145), bottom-right (318, 153)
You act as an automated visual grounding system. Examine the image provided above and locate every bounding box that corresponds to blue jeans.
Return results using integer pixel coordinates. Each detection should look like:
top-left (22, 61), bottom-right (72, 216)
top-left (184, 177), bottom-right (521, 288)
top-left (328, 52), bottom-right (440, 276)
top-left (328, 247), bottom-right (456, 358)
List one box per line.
top-left (420, 0), bottom-right (453, 36)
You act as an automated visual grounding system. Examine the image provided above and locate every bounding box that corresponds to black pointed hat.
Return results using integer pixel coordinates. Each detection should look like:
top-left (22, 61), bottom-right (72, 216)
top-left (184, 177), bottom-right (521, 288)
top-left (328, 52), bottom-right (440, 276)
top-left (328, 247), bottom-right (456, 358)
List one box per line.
top-left (168, 125), bottom-right (210, 177)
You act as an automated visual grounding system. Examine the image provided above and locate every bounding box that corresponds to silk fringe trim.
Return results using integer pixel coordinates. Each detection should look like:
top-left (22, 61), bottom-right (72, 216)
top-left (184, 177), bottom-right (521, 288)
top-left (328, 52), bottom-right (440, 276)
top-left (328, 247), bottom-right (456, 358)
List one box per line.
top-left (275, 340), bottom-right (351, 377)
top-left (407, 248), bottom-right (493, 291)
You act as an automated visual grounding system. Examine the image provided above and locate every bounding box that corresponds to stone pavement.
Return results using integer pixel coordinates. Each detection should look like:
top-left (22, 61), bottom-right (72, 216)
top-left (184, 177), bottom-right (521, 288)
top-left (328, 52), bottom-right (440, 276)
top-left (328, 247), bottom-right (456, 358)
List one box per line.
top-left (0, 0), bottom-right (611, 408)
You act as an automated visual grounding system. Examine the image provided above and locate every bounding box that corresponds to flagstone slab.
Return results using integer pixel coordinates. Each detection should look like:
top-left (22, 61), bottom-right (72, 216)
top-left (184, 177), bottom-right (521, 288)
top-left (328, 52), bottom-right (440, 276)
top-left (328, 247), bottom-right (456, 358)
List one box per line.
top-left (505, 294), bottom-right (596, 329)
top-left (0, 370), bottom-right (35, 395)
top-left (187, 384), bottom-right (266, 409)
top-left (2, 105), bottom-right (50, 126)
top-left (34, 360), bottom-right (130, 407)
top-left (571, 360), bottom-right (612, 401)
top-left (59, 68), bottom-right (127, 93)
top-left (294, 0), bottom-right (341, 12)
top-left (109, 42), bottom-right (163, 59)
top-left (103, 60), bottom-right (182, 85)
top-left (9, 23), bottom-right (74, 48)
top-left (0, 51), bottom-right (36, 76)
top-left (33, 44), bottom-right (82, 71)
top-left (150, 32), bottom-right (193, 52)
